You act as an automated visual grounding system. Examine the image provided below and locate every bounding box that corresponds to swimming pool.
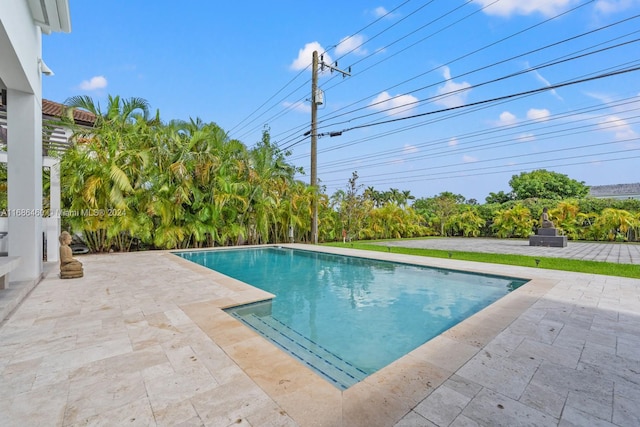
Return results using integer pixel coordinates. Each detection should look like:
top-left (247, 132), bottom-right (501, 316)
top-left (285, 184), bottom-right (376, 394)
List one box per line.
top-left (176, 247), bottom-right (528, 389)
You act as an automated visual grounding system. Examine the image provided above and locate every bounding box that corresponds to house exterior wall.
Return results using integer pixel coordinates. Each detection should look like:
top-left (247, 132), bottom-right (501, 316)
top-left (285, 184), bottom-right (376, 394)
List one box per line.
top-left (589, 183), bottom-right (640, 200)
top-left (0, 0), bottom-right (42, 95)
top-left (6, 90), bottom-right (44, 280)
top-left (0, 1), bottom-right (59, 281)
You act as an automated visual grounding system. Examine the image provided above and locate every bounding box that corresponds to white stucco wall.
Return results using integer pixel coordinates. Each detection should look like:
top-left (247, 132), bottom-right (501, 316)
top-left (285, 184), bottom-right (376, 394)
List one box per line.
top-left (0, 0), bottom-right (43, 95)
top-left (1, 2), bottom-right (45, 281)
top-left (1, 1), bottom-right (70, 281)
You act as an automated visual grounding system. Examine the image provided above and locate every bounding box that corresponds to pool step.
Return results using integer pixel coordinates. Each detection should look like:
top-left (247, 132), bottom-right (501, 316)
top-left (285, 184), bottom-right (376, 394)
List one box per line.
top-left (235, 313), bottom-right (368, 389)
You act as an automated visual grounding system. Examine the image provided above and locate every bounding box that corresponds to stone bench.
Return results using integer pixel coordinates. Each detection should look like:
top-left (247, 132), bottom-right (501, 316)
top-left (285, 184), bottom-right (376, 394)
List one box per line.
top-left (0, 256), bottom-right (21, 290)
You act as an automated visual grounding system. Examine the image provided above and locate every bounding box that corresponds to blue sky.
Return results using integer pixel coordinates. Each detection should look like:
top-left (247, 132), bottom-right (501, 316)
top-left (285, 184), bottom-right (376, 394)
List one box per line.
top-left (42, 0), bottom-right (640, 202)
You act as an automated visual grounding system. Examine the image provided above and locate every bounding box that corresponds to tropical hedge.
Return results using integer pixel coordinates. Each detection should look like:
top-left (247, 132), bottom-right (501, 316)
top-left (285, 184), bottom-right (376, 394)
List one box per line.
top-left (2, 96), bottom-right (638, 252)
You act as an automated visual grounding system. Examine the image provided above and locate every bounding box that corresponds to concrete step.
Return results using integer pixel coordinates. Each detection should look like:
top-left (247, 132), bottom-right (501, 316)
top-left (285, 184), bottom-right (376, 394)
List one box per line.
top-left (233, 312), bottom-right (368, 389)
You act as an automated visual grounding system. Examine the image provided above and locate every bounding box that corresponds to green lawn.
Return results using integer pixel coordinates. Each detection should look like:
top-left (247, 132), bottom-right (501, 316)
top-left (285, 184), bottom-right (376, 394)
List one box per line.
top-left (323, 241), bottom-right (640, 279)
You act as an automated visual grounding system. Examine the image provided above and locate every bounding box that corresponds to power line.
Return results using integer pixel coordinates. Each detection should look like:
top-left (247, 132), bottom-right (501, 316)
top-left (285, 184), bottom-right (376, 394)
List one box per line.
top-left (323, 127), bottom-right (640, 177)
top-left (232, 78), bottom-right (311, 143)
top-left (320, 65), bottom-right (640, 136)
top-left (311, 95), bottom-right (640, 161)
top-left (272, 1), bottom-right (511, 144)
top-left (315, 15), bottom-right (640, 131)
top-left (312, 39), bottom-right (636, 133)
top-left (293, 93), bottom-right (640, 190)
top-left (331, 0), bottom-right (437, 62)
top-left (275, 4), bottom-right (636, 148)
top-left (314, 0), bottom-right (598, 127)
top-left (236, 0), bottom-right (494, 146)
top-left (228, 0), bottom-right (416, 141)
top-left (318, 108), bottom-right (640, 173)
top-left (343, 151), bottom-right (640, 187)
top-left (319, 0), bottom-right (497, 97)
top-left (227, 68), bottom-right (309, 135)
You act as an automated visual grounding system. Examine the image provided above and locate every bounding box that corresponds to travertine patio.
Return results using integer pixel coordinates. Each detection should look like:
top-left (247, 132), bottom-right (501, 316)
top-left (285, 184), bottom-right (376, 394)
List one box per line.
top-left (1, 244), bottom-right (639, 426)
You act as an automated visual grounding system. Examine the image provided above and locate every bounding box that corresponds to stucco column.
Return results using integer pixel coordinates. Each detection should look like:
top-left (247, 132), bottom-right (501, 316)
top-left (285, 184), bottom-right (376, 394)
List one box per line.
top-left (44, 157), bottom-right (61, 262)
top-left (7, 89), bottom-right (43, 281)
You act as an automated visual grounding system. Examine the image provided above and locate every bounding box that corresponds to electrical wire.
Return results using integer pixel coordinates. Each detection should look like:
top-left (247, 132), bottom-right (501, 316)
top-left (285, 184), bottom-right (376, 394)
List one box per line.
top-left (224, 1), bottom-right (639, 198)
top-left (315, 13), bottom-right (640, 132)
top-left (276, 5), bottom-right (638, 149)
top-left (322, 120), bottom-right (640, 175)
top-left (319, 65), bottom-right (640, 136)
top-left (228, 0), bottom-right (416, 141)
top-left (318, 107), bottom-right (640, 173)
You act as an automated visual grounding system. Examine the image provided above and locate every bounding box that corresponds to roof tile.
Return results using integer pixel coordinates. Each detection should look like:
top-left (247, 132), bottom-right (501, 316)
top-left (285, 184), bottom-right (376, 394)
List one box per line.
top-left (42, 99), bottom-right (96, 125)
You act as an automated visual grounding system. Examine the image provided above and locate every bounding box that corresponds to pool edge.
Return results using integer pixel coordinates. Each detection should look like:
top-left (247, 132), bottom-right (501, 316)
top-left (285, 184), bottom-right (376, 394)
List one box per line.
top-left (174, 244), bottom-right (556, 427)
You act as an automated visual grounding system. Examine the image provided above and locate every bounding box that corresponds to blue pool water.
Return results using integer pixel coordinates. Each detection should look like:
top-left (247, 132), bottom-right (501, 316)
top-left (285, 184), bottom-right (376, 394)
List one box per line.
top-left (176, 247), bottom-right (528, 389)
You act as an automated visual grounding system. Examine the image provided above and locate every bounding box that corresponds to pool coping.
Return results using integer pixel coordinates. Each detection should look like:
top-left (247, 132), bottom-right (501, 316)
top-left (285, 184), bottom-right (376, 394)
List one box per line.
top-left (173, 244), bottom-right (556, 427)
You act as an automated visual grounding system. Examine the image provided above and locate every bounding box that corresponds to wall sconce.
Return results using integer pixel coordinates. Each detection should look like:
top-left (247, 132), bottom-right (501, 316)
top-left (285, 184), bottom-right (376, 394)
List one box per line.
top-left (39, 59), bottom-right (54, 76)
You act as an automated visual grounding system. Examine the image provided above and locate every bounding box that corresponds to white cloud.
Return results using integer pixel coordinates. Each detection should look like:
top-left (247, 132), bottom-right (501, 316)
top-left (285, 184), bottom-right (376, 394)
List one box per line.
top-left (595, 0), bottom-right (640, 14)
top-left (527, 108), bottom-right (551, 121)
top-left (79, 76), bottom-right (107, 91)
top-left (403, 144), bottom-right (419, 154)
top-left (368, 46), bottom-right (387, 57)
top-left (369, 91), bottom-right (419, 117)
top-left (585, 93), bottom-right (639, 146)
top-left (290, 42), bottom-right (332, 71)
top-left (498, 111), bottom-right (517, 126)
top-left (476, 0), bottom-right (577, 17)
top-left (463, 155), bottom-right (478, 163)
top-left (434, 67), bottom-right (471, 108)
top-left (518, 133), bottom-right (536, 142)
top-left (526, 62), bottom-right (563, 100)
top-left (282, 100), bottom-right (310, 114)
top-left (584, 91), bottom-right (611, 104)
top-left (372, 6), bottom-right (395, 18)
top-left (599, 115), bottom-right (638, 140)
top-left (448, 138), bottom-right (458, 147)
top-left (335, 34), bottom-right (368, 56)
top-left (586, 91), bottom-right (640, 116)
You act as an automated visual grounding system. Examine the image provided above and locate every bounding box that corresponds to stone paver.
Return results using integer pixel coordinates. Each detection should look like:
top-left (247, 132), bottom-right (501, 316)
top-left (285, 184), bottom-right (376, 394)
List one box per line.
top-left (0, 243), bottom-right (639, 426)
top-left (378, 237), bottom-right (640, 264)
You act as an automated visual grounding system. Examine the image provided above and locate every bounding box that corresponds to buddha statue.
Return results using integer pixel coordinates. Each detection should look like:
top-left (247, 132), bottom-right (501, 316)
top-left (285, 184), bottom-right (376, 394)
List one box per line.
top-left (59, 231), bottom-right (83, 279)
top-left (540, 207), bottom-right (555, 229)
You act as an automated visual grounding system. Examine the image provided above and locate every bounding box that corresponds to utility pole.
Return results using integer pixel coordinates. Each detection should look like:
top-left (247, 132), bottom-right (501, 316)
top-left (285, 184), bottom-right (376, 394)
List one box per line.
top-left (311, 51), bottom-right (319, 244)
top-left (310, 50), bottom-right (350, 244)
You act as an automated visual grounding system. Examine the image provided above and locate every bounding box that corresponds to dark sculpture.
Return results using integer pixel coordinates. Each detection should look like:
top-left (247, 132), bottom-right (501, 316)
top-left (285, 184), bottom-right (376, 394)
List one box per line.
top-left (540, 207), bottom-right (555, 228)
top-left (530, 207), bottom-right (566, 247)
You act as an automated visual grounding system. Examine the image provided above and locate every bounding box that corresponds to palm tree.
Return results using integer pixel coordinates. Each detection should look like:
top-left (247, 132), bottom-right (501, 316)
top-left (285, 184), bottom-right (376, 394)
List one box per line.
top-left (551, 201), bottom-right (580, 239)
top-left (576, 212), bottom-right (599, 241)
top-left (237, 128), bottom-right (297, 244)
top-left (363, 186), bottom-right (380, 207)
top-left (492, 204), bottom-right (533, 238)
top-left (447, 208), bottom-right (484, 237)
top-left (61, 96), bottom-right (153, 252)
top-left (401, 190), bottom-right (415, 207)
top-left (65, 95), bottom-right (150, 125)
top-left (147, 119), bottom-right (244, 248)
top-left (594, 208), bottom-right (637, 241)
